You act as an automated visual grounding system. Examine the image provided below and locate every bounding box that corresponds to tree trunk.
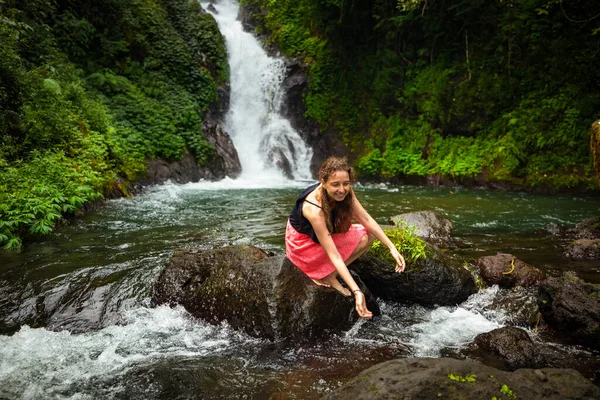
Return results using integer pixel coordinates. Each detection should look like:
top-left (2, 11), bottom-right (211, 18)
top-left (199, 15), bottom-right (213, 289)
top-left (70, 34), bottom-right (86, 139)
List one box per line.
top-left (591, 120), bottom-right (600, 181)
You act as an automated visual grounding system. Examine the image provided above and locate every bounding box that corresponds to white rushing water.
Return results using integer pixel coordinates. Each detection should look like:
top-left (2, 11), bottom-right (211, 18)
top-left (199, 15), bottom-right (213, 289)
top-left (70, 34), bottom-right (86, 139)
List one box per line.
top-left (0, 290), bottom-right (508, 399)
top-left (0, 306), bottom-right (259, 399)
top-left (408, 287), bottom-right (506, 356)
top-left (201, 0), bottom-right (313, 182)
top-left (344, 286), bottom-right (507, 355)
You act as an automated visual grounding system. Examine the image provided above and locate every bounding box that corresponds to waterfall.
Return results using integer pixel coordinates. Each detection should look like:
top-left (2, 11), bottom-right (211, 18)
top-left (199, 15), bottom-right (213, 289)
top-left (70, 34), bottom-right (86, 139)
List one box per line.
top-left (201, 0), bottom-right (313, 181)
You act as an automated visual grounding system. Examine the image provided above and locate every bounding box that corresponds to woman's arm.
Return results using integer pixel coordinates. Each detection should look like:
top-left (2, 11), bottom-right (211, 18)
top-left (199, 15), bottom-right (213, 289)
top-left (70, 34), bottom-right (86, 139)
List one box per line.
top-left (351, 195), bottom-right (406, 272)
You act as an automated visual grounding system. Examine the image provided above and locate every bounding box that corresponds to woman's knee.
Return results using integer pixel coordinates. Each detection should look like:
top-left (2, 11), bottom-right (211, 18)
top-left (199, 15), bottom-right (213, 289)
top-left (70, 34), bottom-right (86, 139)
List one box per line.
top-left (356, 232), bottom-right (375, 253)
top-left (322, 270), bottom-right (338, 282)
top-left (367, 233), bottom-right (376, 246)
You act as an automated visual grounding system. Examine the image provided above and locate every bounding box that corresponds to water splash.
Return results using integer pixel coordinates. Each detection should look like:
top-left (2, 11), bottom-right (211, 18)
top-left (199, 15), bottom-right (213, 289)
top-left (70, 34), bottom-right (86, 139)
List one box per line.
top-left (0, 306), bottom-right (258, 399)
top-left (409, 287), bottom-right (506, 356)
top-left (201, 0), bottom-right (313, 181)
top-left (343, 287), bottom-right (506, 357)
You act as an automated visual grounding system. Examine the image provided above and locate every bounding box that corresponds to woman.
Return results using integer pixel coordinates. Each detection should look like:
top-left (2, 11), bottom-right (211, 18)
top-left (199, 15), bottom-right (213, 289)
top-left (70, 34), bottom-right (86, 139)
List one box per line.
top-left (285, 156), bottom-right (405, 319)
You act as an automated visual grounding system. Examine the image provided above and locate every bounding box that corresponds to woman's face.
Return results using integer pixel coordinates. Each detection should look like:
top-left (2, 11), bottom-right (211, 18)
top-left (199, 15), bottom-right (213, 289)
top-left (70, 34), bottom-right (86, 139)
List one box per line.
top-left (322, 170), bottom-right (351, 202)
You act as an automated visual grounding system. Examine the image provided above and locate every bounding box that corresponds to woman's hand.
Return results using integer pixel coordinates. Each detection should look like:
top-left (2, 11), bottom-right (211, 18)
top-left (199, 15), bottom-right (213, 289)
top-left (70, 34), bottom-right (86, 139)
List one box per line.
top-left (390, 247), bottom-right (406, 273)
top-left (354, 291), bottom-right (373, 319)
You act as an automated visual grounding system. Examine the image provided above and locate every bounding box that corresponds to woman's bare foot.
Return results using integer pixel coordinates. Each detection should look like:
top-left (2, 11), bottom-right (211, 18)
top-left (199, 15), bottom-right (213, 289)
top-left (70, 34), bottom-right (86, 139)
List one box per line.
top-left (322, 273), bottom-right (351, 296)
top-left (311, 278), bottom-right (331, 287)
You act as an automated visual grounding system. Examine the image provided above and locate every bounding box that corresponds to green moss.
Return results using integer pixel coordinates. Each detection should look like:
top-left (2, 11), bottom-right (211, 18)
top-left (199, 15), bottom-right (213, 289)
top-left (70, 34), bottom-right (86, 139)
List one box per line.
top-left (447, 373), bottom-right (476, 383)
top-left (500, 384), bottom-right (517, 398)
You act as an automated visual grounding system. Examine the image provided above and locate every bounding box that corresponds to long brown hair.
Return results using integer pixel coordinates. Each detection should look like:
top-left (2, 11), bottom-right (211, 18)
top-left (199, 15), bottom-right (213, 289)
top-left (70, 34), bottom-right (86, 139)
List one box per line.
top-left (318, 156), bottom-right (355, 234)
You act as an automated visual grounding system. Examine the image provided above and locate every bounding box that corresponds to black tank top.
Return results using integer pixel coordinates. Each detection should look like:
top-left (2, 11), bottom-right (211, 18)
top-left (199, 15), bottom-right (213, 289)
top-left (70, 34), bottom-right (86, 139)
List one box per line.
top-left (289, 183), bottom-right (324, 244)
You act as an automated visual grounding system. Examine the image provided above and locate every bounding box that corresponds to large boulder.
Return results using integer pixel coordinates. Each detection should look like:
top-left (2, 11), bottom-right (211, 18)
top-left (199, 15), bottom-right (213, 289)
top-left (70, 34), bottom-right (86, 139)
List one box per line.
top-left (388, 211), bottom-right (453, 244)
top-left (351, 246), bottom-right (477, 306)
top-left (472, 327), bottom-right (544, 370)
top-left (564, 238), bottom-right (600, 260)
top-left (569, 217), bottom-right (600, 240)
top-left (540, 217), bottom-right (600, 260)
top-left (152, 245), bottom-right (379, 341)
top-left (323, 357), bottom-right (600, 400)
top-left (538, 272), bottom-right (600, 350)
top-left (482, 286), bottom-right (540, 327)
top-left (476, 253), bottom-right (545, 287)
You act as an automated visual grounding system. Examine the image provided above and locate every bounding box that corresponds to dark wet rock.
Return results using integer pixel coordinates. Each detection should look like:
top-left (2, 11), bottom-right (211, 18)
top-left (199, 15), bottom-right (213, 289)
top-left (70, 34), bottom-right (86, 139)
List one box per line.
top-left (276, 258), bottom-right (379, 339)
top-left (322, 357), bottom-right (600, 400)
top-left (388, 211), bottom-right (453, 244)
top-left (564, 238), bottom-right (600, 260)
top-left (201, 122), bottom-right (242, 179)
top-left (538, 272), bottom-right (600, 350)
top-left (351, 246), bottom-right (477, 306)
top-left (144, 151), bottom-right (203, 185)
top-left (540, 222), bottom-right (569, 236)
top-left (0, 269), bottom-right (131, 335)
top-left (485, 286), bottom-right (540, 327)
top-left (238, 0), bottom-right (267, 37)
top-left (476, 253), bottom-right (545, 287)
top-left (540, 217), bottom-right (600, 260)
top-left (141, 124), bottom-right (240, 185)
top-left (457, 329), bottom-right (600, 379)
top-left (280, 61), bottom-right (310, 132)
top-left (152, 245), bottom-right (379, 341)
top-left (473, 327), bottom-right (544, 370)
top-left (539, 217), bottom-right (600, 262)
top-left (279, 59), bottom-right (347, 176)
top-left (569, 217), bottom-right (600, 240)
top-left (264, 145), bottom-right (294, 179)
top-left (540, 217), bottom-right (600, 240)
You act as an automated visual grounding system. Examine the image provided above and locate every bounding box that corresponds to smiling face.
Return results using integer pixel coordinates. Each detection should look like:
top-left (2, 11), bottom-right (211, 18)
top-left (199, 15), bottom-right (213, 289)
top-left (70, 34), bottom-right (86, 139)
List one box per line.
top-left (321, 170), bottom-right (351, 202)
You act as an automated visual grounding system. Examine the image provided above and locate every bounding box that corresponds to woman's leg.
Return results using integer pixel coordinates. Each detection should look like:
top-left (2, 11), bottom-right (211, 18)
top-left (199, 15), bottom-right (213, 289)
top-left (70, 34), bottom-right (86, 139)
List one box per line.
top-left (319, 271), bottom-right (351, 296)
top-left (311, 278), bottom-right (331, 287)
top-left (345, 232), bottom-right (376, 266)
top-left (311, 232), bottom-right (375, 296)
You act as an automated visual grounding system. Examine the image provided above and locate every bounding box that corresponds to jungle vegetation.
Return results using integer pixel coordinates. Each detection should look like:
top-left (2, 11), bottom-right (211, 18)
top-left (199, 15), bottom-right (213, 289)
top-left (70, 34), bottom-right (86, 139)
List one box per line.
top-left (242, 0), bottom-right (600, 187)
top-left (1, 0), bottom-right (599, 248)
top-left (0, 0), bottom-right (228, 248)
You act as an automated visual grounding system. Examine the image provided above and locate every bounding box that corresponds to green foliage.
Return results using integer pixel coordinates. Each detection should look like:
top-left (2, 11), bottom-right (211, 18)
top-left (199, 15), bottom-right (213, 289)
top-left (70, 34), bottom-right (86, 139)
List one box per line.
top-left (0, 151), bottom-right (103, 249)
top-left (357, 148), bottom-right (384, 177)
top-left (249, 0), bottom-right (599, 190)
top-left (428, 135), bottom-right (487, 178)
top-left (369, 223), bottom-right (428, 269)
top-left (0, 0), bottom-right (228, 248)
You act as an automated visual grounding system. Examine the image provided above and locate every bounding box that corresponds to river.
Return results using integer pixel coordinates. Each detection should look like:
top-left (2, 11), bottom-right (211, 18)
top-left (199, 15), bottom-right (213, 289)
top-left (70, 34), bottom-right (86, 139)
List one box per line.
top-left (1, 179), bottom-right (599, 399)
top-left (1, 0), bottom-right (599, 396)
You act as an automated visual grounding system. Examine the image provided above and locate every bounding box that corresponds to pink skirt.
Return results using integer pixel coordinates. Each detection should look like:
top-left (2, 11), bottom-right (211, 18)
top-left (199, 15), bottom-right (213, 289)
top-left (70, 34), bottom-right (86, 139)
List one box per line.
top-left (285, 220), bottom-right (368, 279)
